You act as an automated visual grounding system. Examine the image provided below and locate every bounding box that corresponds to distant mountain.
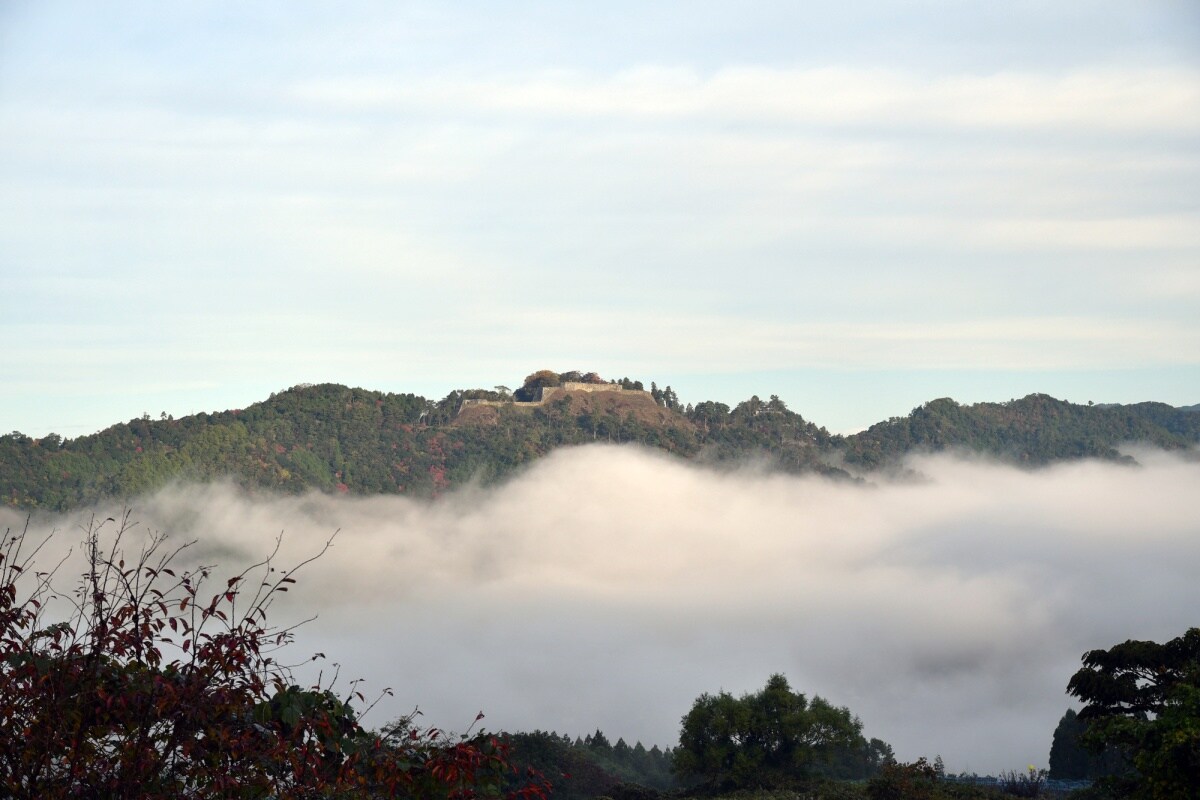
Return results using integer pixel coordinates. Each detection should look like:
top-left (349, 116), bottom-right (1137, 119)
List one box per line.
top-left (840, 394), bottom-right (1200, 469)
top-left (2, 373), bottom-right (1197, 512)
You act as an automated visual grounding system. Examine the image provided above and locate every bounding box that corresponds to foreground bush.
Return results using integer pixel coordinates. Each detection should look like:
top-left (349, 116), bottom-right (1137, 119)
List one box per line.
top-left (0, 512), bottom-right (548, 799)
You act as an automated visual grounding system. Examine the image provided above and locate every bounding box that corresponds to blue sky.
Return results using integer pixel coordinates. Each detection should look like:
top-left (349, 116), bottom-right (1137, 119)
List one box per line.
top-left (2, 1), bottom-right (1199, 436)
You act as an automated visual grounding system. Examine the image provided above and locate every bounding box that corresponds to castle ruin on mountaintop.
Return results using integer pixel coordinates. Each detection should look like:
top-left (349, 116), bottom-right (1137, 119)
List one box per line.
top-left (459, 381), bottom-right (648, 410)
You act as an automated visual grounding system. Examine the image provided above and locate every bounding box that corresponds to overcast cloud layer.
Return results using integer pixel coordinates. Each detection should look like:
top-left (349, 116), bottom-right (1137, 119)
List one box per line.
top-left (6, 446), bottom-right (1198, 774)
top-left (2, 2), bottom-right (1199, 436)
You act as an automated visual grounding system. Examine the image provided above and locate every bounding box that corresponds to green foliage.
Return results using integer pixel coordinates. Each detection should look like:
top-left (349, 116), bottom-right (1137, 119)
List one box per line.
top-left (997, 767), bottom-right (1047, 797)
top-left (515, 371), bottom-right (562, 402)
top-left (3, 378), bottom-right (1197, 512)
top-left (1067, 628), bottom-right (1200, 799)
top-left (503, 729), bottom-right (675, 800)
top-left (674, 674), bottom-right (890, 789)
top-left (842, 395), bottom-right (1200, 469)
top-left (1048, 709), bottom-right (1125, 780)
top-left (865, 759), bottom-right (1005, 800)
top-left (867, 758), bottom-right (941, 800)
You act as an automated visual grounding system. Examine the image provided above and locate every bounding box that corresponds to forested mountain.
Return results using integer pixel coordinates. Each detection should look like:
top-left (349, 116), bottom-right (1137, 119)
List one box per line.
top-left (841, 393), bottom-right (1200, 469)
top-left (2, 372), bottom-right (1197, 511)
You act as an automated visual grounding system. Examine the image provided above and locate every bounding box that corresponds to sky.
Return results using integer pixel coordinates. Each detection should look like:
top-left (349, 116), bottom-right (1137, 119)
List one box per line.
top-left (2, 1), bottom-right (1199, 437)
top-left (5, 447), bottom-right (1199, 774)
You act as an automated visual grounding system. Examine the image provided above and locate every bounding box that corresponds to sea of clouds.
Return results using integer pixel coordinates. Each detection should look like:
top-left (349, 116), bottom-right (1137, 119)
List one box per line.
top-left (4, 444), bottom-right (1198, 775)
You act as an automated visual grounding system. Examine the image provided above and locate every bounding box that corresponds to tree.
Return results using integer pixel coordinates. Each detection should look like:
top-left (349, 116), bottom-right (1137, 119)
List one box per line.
top-left (688, 401), bottom-right (729, 434)
top-left (1067, 628), bottom-right (1200, 798)
top-left (1049, 709), bottom-right (1090, 780)
top-left (0, 512), bottom-right (549, 800)
top-left (674, 674), bottom-right (886, 788)
top-left (515, 371), bottom-right (561, 402)
top-left (502, 730), bottom-right (673, 800)
top-left (1048, 708), bottom-right (1124, 780)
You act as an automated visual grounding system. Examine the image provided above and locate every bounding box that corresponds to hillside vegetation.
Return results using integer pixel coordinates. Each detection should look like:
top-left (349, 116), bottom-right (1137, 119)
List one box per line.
top-left (2, 371), bottom-right (1197, 511)
top-left (842, 393), bottom-right (1200, 468)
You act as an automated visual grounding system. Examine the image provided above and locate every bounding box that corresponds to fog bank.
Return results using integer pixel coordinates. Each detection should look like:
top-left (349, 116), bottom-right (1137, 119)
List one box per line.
top-left (5, 446), bottom-right (1198, 774)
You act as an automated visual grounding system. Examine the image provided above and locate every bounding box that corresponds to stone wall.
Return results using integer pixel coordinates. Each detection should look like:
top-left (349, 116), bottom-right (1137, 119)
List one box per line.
top-left (555, 381), bottom-right (629, 394)
top-left (459, 382), bottom-right (648, 410)
top-left (459, 399), bottom-right (509, 408)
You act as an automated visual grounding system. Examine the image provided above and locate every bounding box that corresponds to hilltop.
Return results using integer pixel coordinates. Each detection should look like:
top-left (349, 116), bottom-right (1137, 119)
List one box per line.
top-left (454, 378), bottom-right (677, 428)
top-left (2, 370), bottom-right (1197, 511)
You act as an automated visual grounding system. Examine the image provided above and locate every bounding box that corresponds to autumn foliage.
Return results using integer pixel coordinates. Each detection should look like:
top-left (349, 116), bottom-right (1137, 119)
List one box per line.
top-left (0, 512), bottom-right (549, 800)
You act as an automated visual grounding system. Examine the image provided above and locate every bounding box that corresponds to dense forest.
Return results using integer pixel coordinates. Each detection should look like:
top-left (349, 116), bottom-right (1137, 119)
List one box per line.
top-left (3, 370), bottom-right (1198, 511)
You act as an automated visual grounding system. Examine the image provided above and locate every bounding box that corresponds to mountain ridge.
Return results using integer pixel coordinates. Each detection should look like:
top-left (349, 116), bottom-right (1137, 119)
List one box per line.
top-left (3, 375), bottom-right (1197, 511)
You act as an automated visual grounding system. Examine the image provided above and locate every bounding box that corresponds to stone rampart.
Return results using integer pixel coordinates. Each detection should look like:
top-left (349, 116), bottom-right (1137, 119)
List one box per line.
top-left (459, 382), bottom-right (649, 410)
top-left (558, 381), bottom-right (624, 393)
top-left (459, 399), bottom-right (509, 408)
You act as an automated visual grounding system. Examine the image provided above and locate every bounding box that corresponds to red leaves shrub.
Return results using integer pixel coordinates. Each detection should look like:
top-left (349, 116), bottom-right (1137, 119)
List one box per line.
top-left (0, 512), bottom-right (549, 800)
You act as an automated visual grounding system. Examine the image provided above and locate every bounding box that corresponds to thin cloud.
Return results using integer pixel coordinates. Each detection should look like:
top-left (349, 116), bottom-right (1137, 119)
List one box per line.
top-left (291, 66), bottom-right (1200, 134)
top-left (468, 310), bottom-right (1200, 372)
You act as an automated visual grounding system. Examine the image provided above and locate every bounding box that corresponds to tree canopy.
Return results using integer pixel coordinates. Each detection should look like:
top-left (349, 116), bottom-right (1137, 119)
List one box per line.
top-left (673, 674), bottom-right (891, 788)
top-left (1067, 627), bottom-right (1200, 798)
top-left (1048, 708), bottom-right (1125, 780)
top-left (3, 375), bottom-right (1198, 512)
top-left (502, 729), bottom-right (675, 800)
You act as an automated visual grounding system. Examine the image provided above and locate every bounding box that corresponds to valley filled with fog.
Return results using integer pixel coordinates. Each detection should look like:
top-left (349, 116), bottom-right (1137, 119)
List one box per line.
top-left (6, 445), bottom-right (1197, 775)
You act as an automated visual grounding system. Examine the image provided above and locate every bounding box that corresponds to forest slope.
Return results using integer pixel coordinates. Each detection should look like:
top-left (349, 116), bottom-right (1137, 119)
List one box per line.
top-left (2, 376), bottom-right (1197, 511)
top-left (842, 394), bottom-right (1200, 469)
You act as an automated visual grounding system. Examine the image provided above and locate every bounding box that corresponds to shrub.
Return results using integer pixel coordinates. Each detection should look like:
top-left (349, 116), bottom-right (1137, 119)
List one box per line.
top-left (0, 512), bottom-right (548, 800)
top-left (998, 767), bottom-right (1047, 797)
top-left (866, 758), bottom-right (941, 800)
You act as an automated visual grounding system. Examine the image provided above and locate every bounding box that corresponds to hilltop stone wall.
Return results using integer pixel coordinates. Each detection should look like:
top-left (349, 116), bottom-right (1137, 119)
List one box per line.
top-left (551, 381), bottom-right (637, 395)
top-left (459, 382), bottom-right (651, 410)
top-left (459, 399), bottom-right (509, 408)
